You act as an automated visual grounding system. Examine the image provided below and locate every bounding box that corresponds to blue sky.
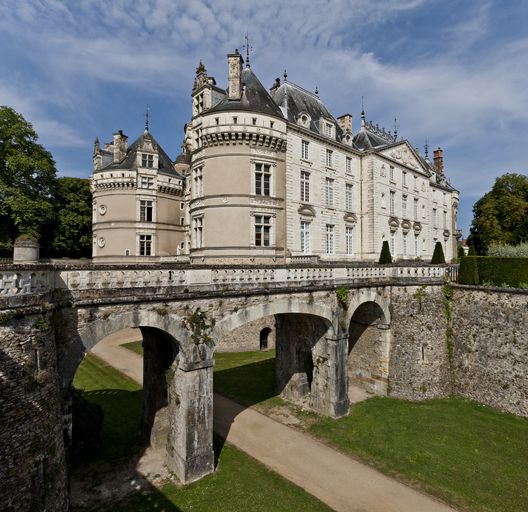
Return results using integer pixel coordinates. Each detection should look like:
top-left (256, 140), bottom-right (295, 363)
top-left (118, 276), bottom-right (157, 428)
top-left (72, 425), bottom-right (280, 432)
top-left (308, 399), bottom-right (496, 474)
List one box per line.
top-left (1, 0), bottom-right (527, 237)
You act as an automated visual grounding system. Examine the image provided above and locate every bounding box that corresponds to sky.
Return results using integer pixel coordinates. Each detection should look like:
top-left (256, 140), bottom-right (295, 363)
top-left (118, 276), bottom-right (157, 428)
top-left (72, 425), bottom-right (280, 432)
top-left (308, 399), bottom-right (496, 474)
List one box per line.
top-left (1, 0), bottom-right (527, 237)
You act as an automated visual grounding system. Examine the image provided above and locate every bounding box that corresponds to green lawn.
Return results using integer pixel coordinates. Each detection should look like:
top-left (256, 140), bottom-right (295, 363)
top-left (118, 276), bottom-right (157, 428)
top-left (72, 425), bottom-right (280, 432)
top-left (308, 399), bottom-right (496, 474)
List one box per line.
top-left (120, 340), bottom-right (143, 355)
top-left (73, 353), bottom-right (331, 512)
top-left (214, 351), bottom-right (528, 512)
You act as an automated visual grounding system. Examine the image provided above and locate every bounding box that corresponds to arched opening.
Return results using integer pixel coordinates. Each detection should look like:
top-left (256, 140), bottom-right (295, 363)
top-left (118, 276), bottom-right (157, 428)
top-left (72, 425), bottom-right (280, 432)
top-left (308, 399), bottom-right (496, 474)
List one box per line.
top-left (259, 327), bottom-right (272, 350)
top-left (347, 301), bottom-right (390, 402)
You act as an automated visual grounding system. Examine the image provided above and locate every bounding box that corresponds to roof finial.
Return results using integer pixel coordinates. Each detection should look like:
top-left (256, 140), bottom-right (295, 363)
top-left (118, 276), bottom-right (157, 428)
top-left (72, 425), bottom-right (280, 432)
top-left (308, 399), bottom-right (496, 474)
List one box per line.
top-left (145, 106), bottom-right (150, 133)
top-left (283, 69), bottom-right (288, 81)
top-left (243, 32), bottom-right (252, 68)
top-left (361, 96), bottom-right (366, 127)
top-left (315, 85), bottom-right (319, 96)
top-left (424, 138), bottom-right (429, 158)
top-left (393, 117), bottom-right (399, 140)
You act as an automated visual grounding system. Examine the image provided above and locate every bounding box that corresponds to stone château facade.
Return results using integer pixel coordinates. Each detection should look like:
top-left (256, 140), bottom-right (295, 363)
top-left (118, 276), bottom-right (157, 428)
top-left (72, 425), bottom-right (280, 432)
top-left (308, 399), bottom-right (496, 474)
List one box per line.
top-left (91, 50), bottom-right (459, 263)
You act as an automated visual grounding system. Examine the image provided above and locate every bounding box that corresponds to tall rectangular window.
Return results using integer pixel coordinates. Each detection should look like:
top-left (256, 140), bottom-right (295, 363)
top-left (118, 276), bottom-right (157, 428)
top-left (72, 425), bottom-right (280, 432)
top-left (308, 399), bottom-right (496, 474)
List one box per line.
top-left (325, 123), bottom-right (333, 137)
top-left (390, 233), bottom-right (395, 255)
top-left (414, 198), bottom-right (419, 220)
top-left (389, 166), bottom-right (394, 182)
top-left (325, 224), bottom-right (334, 254)
top-left (345, 183), bottom-right (353, 211)
top-left (139, 235), bottom-right (152, 256)
top-left (300, 221), bottom-right (310, 254)
top-left (140, 176), bottom-right (154, 189)
top-left (415, 235), bottom-right (419, 256)
top-left (402, 195), bottom-right (407, 218)
top-left (140, 200), bottom-right (153, 222)
top-left (193, 166), bottom-right (203, 197)
top-left (414, 175), bottom-right (418, 190)
top-left (192, 217), bottom-right (203, 248)
top-left (326, 149), bottom-right (333, 167)
top-left (255, 163), bottom-right (271, 196)
top-left (403, 233), bottom-right (407, 256)
top-left (402, 171), bottom-right (407, 187)
top-left (141, 154), bottom-right (154, 168)
top-left (432, 208), bottom-right (437, 226)
top-left (346, 156), bottom-right (352, 173)
top-left (346, 226), bottom-right (353, 255)
top-left (300, 171), bottom-right (310, 202)
top-left (301, 140), bottom-right (309, 160)
top-left (443, 210), bottom-right (447, 228)
top-left (325, 178), bottom-right (334, 208)
top-left (254, 215), bottom-right (271, 246)
top-left (390, 191), bottom-right (395, 215)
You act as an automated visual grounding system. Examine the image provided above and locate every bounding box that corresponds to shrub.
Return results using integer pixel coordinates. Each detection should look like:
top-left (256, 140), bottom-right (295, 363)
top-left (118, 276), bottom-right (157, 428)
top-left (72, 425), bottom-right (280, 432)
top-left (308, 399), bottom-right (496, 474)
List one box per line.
top-left (458, 257), bottom-right (479, 285)
top-left (72, 389), bottom-right (104, 457)
top-left (378, 241), bottom-right (392, 264)
top-left (487, 242), bottom-right (528, 258)
top-left (431, 241), bottom-right (446, 264)
top-left (458, 256), bottom-right (528, 287)
top-left (457, 245), bottom-right (465, 260)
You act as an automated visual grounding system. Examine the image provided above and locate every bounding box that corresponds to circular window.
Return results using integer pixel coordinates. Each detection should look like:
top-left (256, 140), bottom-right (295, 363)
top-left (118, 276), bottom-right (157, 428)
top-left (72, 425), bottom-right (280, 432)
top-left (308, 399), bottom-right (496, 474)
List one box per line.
top-left (97, 237), bottom-right (106, 248)
top-left (99, 204), bottom-right (107, 215)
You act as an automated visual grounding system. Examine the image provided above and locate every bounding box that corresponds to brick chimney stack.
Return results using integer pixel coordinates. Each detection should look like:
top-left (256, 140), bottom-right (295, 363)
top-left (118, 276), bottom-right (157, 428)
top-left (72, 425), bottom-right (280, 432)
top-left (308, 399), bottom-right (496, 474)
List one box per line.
top-left (337, 114), bottom-right (353, 135)
top-left (433, 147), bottom-right (444, 175)
top-left (227, 49), bottom-right (243, 101)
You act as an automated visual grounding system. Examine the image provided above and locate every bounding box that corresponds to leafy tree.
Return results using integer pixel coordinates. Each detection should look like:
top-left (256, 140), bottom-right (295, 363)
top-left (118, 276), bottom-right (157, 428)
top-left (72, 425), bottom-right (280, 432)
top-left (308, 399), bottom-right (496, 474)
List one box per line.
top-left (0, 106), bottom-right (57, 256)
top-left (379, 240), bottom-right (392, 264)
top-left (468, 173), bottom-right (528, 255)
top-left (431, 241), bottom-right (446, 264)
top-left (51, 177), bottom-right (92, 258)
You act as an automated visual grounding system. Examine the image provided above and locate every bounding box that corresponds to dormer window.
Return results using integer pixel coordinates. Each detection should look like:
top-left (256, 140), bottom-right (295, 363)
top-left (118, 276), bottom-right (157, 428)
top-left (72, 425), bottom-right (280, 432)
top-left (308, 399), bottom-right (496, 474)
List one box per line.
top-left (325, 123), bottom-right (333, 138)
top-left (142, 153), bottom-right (154, 168)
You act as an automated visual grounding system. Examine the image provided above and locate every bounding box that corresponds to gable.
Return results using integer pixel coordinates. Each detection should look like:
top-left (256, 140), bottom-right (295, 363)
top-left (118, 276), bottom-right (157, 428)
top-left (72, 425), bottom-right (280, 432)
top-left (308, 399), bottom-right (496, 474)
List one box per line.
top-left (379, 142), bottom-right (428, 174)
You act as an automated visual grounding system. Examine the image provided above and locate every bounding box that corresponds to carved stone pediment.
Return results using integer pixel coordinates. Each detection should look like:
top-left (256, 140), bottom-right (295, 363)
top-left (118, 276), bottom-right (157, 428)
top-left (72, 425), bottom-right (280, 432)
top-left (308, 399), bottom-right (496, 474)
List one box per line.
top-left (401, 219), bottom-right (411, 234)
top-left (343, 212), bottom-right (357, 225)
top-left (298, 204), bottom-right (316, 217)
top-left (413, 221), bottom-right (422, 234)
top-left (386, 145), bottom-right (420, 170)
top-left (388, 216), bottom-right (399, 232)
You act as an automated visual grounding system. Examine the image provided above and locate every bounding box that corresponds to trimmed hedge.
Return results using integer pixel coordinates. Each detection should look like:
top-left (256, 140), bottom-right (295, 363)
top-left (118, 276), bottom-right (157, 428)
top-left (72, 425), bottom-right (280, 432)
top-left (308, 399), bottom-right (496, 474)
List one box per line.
top-left (431, 241), bottom-right (446, 264)
top-left (379, 241), bottom-right (392, 264)
top-left (459, 256), bottom-right (528, 287)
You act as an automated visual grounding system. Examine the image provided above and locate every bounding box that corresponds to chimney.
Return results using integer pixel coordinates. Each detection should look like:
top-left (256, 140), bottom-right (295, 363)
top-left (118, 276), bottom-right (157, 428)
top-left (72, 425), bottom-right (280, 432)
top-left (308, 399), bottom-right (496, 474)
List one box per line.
top-left (337, 114), bottom-right (353, 134)
top-left (433, 147), bottom-right (444, 174)
top-left (269, 77), bottom-right (281, 97)
top-left (112, 130), bottom-right (128, 163)
top-left (227, 49), bottom-right (244, 100)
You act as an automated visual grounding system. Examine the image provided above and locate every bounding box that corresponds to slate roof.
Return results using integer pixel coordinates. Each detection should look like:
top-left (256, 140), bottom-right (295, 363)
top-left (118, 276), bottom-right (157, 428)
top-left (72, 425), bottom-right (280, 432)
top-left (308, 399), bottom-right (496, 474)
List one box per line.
top-left (208, 67), bottom-right (284, 118)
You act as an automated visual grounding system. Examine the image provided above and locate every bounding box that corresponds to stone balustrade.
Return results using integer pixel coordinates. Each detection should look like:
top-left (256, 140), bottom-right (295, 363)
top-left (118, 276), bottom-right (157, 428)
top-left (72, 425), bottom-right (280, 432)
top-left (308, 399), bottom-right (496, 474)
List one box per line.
top-left (0, 264), bottom-right (447, 298)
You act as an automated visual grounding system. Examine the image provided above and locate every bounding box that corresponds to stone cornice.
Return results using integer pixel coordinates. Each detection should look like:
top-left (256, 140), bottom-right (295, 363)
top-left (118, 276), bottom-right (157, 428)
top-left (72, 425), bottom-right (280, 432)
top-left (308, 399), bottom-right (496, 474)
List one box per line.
top-left (201, 130), bottom-right (287, 152)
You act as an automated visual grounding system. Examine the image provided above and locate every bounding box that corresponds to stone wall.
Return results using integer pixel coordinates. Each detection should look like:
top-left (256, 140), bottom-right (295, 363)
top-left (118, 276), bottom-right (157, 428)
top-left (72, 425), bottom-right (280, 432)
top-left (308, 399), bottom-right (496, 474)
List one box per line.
top-left (216, 316), bottom-right (276, 352)
top-left (452, 286), bottom-right (528, 417)
top-left (0, 298), bottom-right (69, 512)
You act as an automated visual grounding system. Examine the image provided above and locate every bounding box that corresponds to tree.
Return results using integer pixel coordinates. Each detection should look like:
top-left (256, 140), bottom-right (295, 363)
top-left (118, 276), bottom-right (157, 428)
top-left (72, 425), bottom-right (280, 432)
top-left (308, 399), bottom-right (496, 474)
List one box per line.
top-left (379, 240), bottom-right (392, 264)
top-left (431, 241), bottom-right (446, 264)
top-left (468, 173), bottom-right (528, 255)
top-left (50, 177), bottom-right (92, 258)
top-left (0, 106), bottom-right (57, 256)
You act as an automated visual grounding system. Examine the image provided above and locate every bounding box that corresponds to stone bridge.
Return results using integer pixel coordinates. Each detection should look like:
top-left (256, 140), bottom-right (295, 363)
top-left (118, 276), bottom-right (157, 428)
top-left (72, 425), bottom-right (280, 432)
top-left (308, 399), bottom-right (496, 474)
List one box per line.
top-left (5, 261), bottom-right (511, 512)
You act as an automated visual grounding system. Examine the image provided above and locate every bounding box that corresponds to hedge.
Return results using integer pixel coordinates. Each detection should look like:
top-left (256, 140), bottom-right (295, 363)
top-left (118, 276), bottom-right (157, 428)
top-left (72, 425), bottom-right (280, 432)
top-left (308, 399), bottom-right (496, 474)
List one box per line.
top-left (458, 256), bottom-right (528, 287)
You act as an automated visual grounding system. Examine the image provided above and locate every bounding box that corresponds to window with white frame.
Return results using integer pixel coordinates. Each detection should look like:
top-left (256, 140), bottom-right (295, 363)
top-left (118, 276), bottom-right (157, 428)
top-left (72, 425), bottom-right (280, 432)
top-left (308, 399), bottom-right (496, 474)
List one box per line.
top-left (403, 232), bottom-right (408, 256)
top-left (414, 198), bottom-right (419, 220)
top-left (414, 235), bottom-right (419, 256)
top-left (255, 162), bottom-right (271, 196)
top-left (325, 224), bottom-right (334, 254)
top-left (141, 153), bottom-right (154, 168)
top-left (402, 171), bottom-right (407, 187)
top-left (254, 215), bottom-right (271, 246)
top-left (301, 140), bottom-right (309, 160)
top-left (300, 221), bottom-right (310, 254)
top-left (390, 191), bottom-right (395, 215)
top-left (443, 192), bottom-right (447, 205)
top-left (414, 175), bottom-right (418, 190)
top-left (325, 123), bottom-right (333, 138)
top-left (390, 233), bottom-right (395, 255)
top-left (443, 210), bottom-right (447, 228)
top-left (326, 149), bottom-right (333, 167)
top-left (192, 216), bottom-right (203, 248)
top-left (402, 195), bottom-right (407, 218)
top-left (193, 166), bottom-right (203, 198)
top-left (140, 200), bottom-right (153, 222)
top-left (325, 178), bottom-right (334, 207)
top-left (140, 175), bottom-right (154, 189)
top-left (139, 234), bottom-right (152, 256)
top-left (345, 183), bottom-right (353, 211)
top-left (300, 171), bottom-right (310, 202)
top-left (346, 156), bottom-right (352, 173)
top-left (346, 226), bottom-right (353, 255)
top-left (390, 166), bottom-right (394, 182)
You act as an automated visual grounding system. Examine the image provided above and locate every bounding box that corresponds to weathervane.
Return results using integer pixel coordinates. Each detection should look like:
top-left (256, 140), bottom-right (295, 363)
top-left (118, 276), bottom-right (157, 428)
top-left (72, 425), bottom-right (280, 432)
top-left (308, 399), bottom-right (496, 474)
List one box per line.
top-left (243, 33), bottom-right (253, 68)
top-left (145, 106), bottom-right (150, 132)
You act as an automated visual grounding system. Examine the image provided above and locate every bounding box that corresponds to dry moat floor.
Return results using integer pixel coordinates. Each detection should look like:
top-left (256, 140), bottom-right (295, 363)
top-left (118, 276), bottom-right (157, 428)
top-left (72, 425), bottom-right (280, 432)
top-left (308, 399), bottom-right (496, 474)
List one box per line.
top-left (73, 342), bottom-right (528, 512)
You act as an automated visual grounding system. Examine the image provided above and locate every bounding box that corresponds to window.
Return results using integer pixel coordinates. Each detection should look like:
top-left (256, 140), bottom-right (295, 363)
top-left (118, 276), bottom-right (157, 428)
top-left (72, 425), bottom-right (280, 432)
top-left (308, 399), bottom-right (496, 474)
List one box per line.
top-left (140, 200), bottom-right (153, 222)
top-left (215, 117), bottom-right (219, 125)
top-left (325, 178), bottom-right (334, 207)
top-left (193, 166), bottom-right (203, 197)
top-left (252, 117), bottom-right (257, 125)
top-left (141, 153), bottom-right (154, 168)
top-left (414, 235), bottom-right (419, 256)
top-left (140, 175), bottom-right (154, 189)
top-left (300, 171), bottom-right (310, 202)
top-left (389, 166), bottom-right (394, 182)
top-left (390, 191), bottom-right (395, 215)
top-left (443, 192), bottom-right (447, 205)
top-left (255, 215), bottom-right (271, 246)
top-left (325, 123), bottom-right (333, 137)
top-left (403, 233), bottom-right (407, 256)
top-left (139, 235), bottom-right (152, 256)
top-left (326, 149), bottom-right (333, 167)
top-left (270, 121), bottom-right (274, 128)
top-left (255, 163), bottom-right (271, 196)
top-left (443, 210), bottom-right (447, 228)
top-left (414, 175), bottom-right (418, 190)
top-left (325, 224), bottom-right (334, 254)
top-left (346, 226), bottom-right (353, 255)
top-left (390, 233), bottom-right (395, 255)
top-left (346, 183), bottom-right (353, 211)
top-left (402, 171), bottom-right (407, 187)
top-left (180, 202), bottom-right (184, 209)
top-left (300, 221), bottom-right (310, 254)
top-left (180, 217), bottom-right (184, 225)
top-left (192, 217), bottom-right (203, 248)
top-left (414, 198), bottom-right (419, 220)
top-left (402, 195), bottom-right (407, 218)
top-left (301, 140), bottom-right (309, 160)
top-left (346, 156), bottom-right (352, 173)
top-left (233, 117), bottom-right (238, 124)
top-left (432, 208), bottom-right (437, 226)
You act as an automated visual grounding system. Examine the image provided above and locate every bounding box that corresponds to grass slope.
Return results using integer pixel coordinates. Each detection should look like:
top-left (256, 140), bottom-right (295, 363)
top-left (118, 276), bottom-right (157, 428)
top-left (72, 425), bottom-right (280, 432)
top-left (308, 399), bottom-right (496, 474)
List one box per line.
top-left (120, 340), bottom-right (143, 355)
